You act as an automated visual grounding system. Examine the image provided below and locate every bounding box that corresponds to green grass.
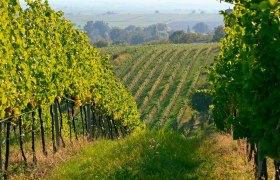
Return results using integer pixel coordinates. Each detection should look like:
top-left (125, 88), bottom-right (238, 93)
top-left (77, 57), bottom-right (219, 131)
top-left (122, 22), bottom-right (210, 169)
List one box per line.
top-left (49, 130), bottom-right (202, 179)
top-left (48, 130), bottom-right (254, 180)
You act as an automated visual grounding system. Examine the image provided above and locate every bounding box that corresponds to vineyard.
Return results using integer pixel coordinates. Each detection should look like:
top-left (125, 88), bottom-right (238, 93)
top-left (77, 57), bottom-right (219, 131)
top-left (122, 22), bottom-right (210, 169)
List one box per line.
top-left (0, 1), bottom-right (141, 178)
top-left (1, 0), bottom-right (279, 179)
top-left (101, 44), bottom-right (219, 134)
top-left (102, 44), bottom-right (219, 133)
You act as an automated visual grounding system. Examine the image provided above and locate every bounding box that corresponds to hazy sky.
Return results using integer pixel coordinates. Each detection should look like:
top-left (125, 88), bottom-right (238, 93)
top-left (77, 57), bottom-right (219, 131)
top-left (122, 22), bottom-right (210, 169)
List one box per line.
top-left (46, 0), bottom-right (233, 13)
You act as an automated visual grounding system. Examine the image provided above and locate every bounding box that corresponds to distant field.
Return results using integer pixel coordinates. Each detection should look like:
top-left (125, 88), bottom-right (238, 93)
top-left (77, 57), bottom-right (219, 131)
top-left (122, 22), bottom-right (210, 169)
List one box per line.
top-left (65, 13), bottom-right (223, 29)
top-left (101, 43), bottom-right (219, 135)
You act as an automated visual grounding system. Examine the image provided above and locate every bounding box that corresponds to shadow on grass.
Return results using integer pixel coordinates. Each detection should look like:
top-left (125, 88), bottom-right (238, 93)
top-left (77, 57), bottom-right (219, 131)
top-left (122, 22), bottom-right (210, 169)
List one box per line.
top-left (49, 131), bottom-right (205, 180)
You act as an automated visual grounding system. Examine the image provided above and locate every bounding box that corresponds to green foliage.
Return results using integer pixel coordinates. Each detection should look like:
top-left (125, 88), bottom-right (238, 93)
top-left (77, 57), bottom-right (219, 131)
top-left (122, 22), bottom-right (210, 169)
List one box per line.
top-left (0, 0), bottom-right (141, 133)
top-left (169, 31), bottom-right (211, 44)
top-left (93, 40), bottom-right (109, 48)
top-left (212, 25), bottom-right (225, 42)
top-left (192, 22), bottom-right (209, 34)
top-left (84, 21), bottom-right (169, 45)
top-left (190, 90), bottom-right (212, 113)
top-left (169, 30), bottom-right (186, 43)
top-left (210, 0), bottom-right (280, 160)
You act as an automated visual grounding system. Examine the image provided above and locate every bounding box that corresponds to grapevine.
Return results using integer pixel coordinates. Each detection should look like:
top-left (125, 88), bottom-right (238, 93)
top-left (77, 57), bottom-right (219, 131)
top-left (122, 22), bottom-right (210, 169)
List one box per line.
top-left (210, 0), bottom-right (280, 178)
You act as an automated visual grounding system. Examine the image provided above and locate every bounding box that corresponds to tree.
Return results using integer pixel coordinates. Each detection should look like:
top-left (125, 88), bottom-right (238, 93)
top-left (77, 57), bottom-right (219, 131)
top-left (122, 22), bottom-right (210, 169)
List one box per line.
top-left (93, 40), bottom-right (109, 48)
top-left (125, 25), bottom-right (137, 32)
top-left (187, 25), bottom-right (191, 33)
top-left (84, 21), bottom-right (95, 33)
top-left (92, 21), bottom-right (110, 36)
top-left (144, 25), bottom-right (157, 36)
top-left (156, 23), bottom-right (168, 31)
top-left (169, 31), bottom-right (185, 43)
top-left (130, 32), bottom-right (146, 45)
top-left (210, 1), bottom-right (280, 179)
top-left (84, 21), bottom-right (111, 43)
top-left (183, 33), bottom-right (199, 43)
top-left (212, 25), bottom-right (225, 42)
top-left (192, 22), bottom-right (208, 33)
top-left (109, 28), bottom-right (129, 43)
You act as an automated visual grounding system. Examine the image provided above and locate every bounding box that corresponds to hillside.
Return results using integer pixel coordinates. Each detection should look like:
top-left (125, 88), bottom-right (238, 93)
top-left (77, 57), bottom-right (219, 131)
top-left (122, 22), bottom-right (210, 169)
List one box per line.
top-left (43, 44), bottom-right (257, 179)
top-left (101, 44), bottom-right (219, 135)
top-left (65, 13), bottom-right (223, 29)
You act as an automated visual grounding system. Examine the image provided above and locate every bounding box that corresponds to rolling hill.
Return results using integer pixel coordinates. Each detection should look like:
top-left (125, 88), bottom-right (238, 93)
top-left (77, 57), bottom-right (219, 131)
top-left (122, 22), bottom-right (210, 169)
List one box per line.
top-left (48, 44), bottom-right (255, 179)
top-left (101, 43), bottom-right (219, 135)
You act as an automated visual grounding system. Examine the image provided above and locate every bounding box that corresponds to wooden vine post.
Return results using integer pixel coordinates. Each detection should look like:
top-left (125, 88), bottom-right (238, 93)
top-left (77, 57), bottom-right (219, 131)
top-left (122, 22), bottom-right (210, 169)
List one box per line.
top-left (86, 104), bottom-right (92, 140)
top-left (4, 119), bottom-right (11, 179)
top-left (18, 116), bottom-right (28, 163)
top-left (0, 122), bottom-right (2, 176)
top-left (31, 112), bottom-right (37, 164)
top-left (53, 101), bottom-right (60, 147)
top-left (50, 105), bottom-right (57, 153)
top-left (57, 100), bottom-right (65, 147)
top-left (0, 1), bottom-right (141, 178)
top-left (38, 108), bottom-right (47, 156)
top-left (80, 106), bottom-right (85, 137)
top-left (66, 100), bottom-right (72, 143)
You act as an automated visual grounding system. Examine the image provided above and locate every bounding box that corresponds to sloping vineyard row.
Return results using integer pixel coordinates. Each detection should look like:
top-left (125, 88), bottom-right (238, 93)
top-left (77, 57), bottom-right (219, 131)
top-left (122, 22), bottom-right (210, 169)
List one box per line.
top-left (128, 50), bottom-right (166, 92)
top-left (117, 48), bottom-right (154, 82)
top-left (130, 49), bottom-right (175, 95)
top-left (124, 49), bottom-right (162, 86)
top-left (142, 49), bottom-right (195, 118)
top-left (146, 49), bottom-right (199, 126)
top-left (157, 48), bottom-right (206, 128)
top-left (176, 47), bottom-right (219, 123)
top-left (106, 44), bottom-right (218, 129)
top-left (139, 49), bottom-right (188, 112)
top-left (133, 49), bottom-right (177, 101)
top-left (142, 48), bottom-right (192, 119)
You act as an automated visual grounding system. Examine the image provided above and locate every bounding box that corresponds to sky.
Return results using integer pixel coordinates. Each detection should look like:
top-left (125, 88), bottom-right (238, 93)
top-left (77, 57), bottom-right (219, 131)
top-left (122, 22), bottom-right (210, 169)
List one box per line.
top-left (46, 0), bottom-right (233, 13)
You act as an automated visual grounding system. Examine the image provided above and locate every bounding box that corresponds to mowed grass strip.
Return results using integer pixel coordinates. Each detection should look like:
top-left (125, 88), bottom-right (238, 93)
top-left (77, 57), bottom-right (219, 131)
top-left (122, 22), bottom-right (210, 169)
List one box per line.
top-left (48, 130), bottom-right (254, 180)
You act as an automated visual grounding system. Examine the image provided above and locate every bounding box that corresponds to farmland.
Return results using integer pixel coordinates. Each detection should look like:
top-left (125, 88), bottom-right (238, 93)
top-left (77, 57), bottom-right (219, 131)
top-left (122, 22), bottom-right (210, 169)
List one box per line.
top-left (2, 0), bottom-right (279, 178)
top-left (65, 13), bottom-right (223, 30)
top-left (48, 43), bottom-right (257, 179)
top-left (101, 43), bottom-right (219, 135)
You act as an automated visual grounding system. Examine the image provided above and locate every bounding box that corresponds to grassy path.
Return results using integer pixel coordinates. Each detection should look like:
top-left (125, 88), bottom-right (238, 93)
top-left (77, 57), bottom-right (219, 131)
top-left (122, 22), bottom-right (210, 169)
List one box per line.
top-left (46, 131), bottom-right (254, 180)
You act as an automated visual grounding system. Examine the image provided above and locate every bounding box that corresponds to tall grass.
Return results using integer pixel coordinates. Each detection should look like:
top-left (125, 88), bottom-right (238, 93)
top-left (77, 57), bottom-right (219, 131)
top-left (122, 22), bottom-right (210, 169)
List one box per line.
top-left (48, 130), bottom-right (254, 180)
